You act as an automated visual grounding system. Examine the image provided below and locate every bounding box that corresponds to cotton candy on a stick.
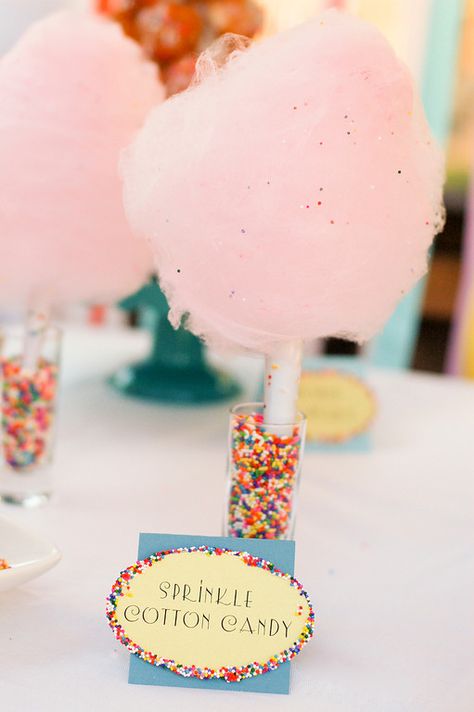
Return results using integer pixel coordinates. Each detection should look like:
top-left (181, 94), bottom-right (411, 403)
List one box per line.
top-left (123, 10), bottom-right (445, 422)
top-left (0, 10), bottom-right (165, 310)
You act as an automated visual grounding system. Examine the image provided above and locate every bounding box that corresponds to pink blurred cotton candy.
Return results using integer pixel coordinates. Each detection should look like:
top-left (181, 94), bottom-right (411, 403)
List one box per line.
top-left (123, 10), bottom-right (445, 353)
top-left (0, 10), bottom-right (164, 308)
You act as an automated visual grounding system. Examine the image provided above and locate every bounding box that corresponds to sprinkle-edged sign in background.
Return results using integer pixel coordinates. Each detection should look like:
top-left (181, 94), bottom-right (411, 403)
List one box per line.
top-left (298, 357), bottom-right (376, 452)
top-left (106, 533), bottom-right (315, 695)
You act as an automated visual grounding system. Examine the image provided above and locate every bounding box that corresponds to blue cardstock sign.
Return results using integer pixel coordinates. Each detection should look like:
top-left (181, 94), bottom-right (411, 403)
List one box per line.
top-left (128, 533), bottom-right (295, 695)
top-left (299, 356), bottom-right (374, 453)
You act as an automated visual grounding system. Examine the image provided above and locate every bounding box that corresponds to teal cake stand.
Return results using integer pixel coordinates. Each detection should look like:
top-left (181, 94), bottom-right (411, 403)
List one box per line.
top-left (109, 279), bottom-right (241, 404)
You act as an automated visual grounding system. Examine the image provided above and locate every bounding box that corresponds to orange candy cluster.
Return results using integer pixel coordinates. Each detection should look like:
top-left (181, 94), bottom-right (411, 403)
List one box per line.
top-left (98, 0), bottom-right (263, 95)
top-left (228, 413), bottom-right (302, 539)
top-left (1, 357), bottom-right (58, 471)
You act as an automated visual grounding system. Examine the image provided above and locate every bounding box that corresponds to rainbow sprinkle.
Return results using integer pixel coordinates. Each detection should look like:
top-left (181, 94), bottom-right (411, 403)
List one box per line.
top-left (228, 413), bottom-right (302, 539)
top-left (106, 546), bottom-right (315, 683)
top-left (1, 356), bottom-right (58, 470)
top-left (0, 558), bottom-right (10, 570)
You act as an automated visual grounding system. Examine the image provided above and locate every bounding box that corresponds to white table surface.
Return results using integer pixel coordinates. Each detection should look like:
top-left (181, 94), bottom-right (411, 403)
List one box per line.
top-left (0, 326), bottom-right (473, 712)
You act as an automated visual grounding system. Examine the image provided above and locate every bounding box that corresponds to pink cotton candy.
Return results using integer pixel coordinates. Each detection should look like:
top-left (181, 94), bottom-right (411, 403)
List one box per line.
top-left (122, 10), bottom-right (445, 353)
top-left (0, 10), bottom-right (164, 308)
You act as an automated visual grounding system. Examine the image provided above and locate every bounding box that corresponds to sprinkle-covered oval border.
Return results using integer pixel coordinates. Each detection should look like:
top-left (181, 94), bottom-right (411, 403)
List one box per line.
top-left (301, 368), bottom-right (377, 444)
top-left (106, 546), bottom-right (315, 683)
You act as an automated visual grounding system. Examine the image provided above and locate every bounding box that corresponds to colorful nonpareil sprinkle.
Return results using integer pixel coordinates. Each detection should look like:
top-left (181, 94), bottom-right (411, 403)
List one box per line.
top-left (0, 558), bottom-right (10, 570)
top-left (1, 357), bottom-right (58, 470)
top-left (228, 413), bottom-right (302, 539)
top-left (106, 546), bottom-right (315, 683)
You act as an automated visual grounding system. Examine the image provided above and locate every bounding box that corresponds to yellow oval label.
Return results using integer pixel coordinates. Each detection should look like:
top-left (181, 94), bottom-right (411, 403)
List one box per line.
top-left (298, 369), bottom-right (376, 443)
top-left (106, 546), bottom-right (314, 683)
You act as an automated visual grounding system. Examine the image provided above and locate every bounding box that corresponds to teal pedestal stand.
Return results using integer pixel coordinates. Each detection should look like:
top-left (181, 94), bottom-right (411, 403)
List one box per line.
top-left (110, 279), bottom-right (241, 404)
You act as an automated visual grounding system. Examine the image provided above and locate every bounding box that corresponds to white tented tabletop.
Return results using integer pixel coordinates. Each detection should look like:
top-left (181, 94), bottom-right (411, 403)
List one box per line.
top-left (1, 326), bottom-right (473, 712)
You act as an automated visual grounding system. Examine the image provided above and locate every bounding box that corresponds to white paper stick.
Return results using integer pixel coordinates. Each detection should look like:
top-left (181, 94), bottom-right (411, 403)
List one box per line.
top-left (22, 307), bottom-right (50, 372)
top-left (263, 340), bottom-right (303, 429)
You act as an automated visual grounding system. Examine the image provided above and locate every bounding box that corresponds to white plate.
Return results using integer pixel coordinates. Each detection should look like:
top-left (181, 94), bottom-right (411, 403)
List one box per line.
top-left (0, 517), bottom-right (61, 592)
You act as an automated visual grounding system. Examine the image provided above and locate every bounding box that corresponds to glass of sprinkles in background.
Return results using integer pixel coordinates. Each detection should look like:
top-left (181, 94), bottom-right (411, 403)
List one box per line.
top-left (226, 402), bottom-right (306, 539)
top-left (0, 324), bottom-right (61, 506)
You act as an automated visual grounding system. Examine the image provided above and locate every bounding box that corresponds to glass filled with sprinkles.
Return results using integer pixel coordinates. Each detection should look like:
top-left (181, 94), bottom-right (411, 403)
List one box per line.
top-left (225, 402), bottom-right (306, 540)
top-left (0, 323), bottom-right (61, 506)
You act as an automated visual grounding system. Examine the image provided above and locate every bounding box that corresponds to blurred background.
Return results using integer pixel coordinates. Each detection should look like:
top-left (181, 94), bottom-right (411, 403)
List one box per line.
top-left (1, 0), bottom-right (473, 377)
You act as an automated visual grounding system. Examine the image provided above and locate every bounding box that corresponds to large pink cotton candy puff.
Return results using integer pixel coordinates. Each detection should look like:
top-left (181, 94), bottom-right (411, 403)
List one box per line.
top-left (0, 11), bottom-right (164, 308)
top-left (123, 10), bottom-right (445, 353)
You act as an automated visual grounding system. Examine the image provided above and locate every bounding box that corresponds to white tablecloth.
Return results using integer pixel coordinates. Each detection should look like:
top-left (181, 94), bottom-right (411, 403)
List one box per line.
top-left (1, 327), bottom-right (473, 712)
